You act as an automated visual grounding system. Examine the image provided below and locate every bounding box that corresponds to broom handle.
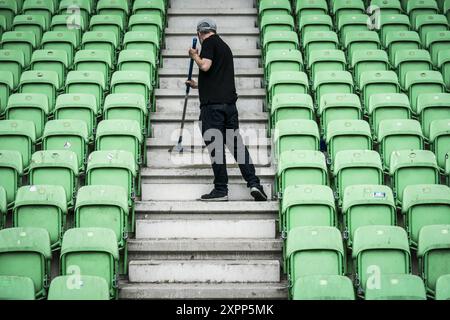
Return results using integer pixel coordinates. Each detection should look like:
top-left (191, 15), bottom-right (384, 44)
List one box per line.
top-left (186, 37), bottom-right (198, 95)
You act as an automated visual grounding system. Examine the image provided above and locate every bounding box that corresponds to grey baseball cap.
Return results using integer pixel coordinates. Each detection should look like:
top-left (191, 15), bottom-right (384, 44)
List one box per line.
top-left (197, 18), bottom-right (217, 33)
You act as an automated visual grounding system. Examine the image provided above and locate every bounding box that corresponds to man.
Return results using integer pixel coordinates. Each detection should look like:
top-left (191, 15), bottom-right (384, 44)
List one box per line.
top-left (186, 18), bottom-right (268, 202)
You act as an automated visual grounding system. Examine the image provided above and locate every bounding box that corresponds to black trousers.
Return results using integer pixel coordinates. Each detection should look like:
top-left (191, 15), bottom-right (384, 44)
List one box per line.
top-left (200, 103), bottom-right (260, 193)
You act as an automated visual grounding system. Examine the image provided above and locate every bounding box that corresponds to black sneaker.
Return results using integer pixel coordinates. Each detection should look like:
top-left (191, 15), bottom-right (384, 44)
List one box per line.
top-left (250, 186), bottom-right (268, 202)
top-left (200, 189), bottom-right (228, 202)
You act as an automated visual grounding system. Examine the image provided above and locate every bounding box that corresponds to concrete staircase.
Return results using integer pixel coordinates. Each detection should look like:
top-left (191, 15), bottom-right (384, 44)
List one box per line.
top-left (119, 0), bottom-right (288, 299)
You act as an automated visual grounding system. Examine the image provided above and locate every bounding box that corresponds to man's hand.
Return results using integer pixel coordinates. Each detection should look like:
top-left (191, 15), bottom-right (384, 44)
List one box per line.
top-left (189, 48), bottom-right (199, 59)
top-left (185, 79), bottom-right (198, 89)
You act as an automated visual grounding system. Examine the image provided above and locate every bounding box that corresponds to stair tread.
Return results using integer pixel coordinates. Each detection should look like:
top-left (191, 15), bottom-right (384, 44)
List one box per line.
top-left (168, 8), bottom-right (257, 15)
top-left (135, 201), bottom-right (279, 213)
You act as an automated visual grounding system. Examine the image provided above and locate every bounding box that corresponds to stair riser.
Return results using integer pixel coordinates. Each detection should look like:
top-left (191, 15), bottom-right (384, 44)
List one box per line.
top-left (160, 75), bottom-right (262, 90)
top-left (162, 57), bottom-right (260, 70)
top-left (128, 252), bottom-right (282, 261)
top-left (165, 35), bottom-right (259, 50)
top-left (170, 0), bottom-right (255, 9)
top-left (156, 97), bottom-right (264, 113)
top-left (168, 16), bottom-right (257, 30)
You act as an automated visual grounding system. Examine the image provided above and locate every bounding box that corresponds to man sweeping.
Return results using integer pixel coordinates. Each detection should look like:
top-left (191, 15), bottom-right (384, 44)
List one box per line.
top-left (186, 19), bottom-right (268, 202)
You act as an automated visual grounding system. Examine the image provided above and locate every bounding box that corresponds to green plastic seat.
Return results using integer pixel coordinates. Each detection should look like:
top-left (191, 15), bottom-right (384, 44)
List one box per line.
top-left (58, 0), bottom-right (91, 30)
top-left (96, 0), bottom-right (129, 27)
top-left (430, 119), bottom-right (450, 171)
top-left (378, 119), bottom-right (424, 170)
top-left (418, 224), bottom-right (450, 296)
top-left (117, 50), bottom-right (156, 86)
top-left (110, 71), bottom-right (153, 114)
top-left (337, 14), bottom-right (370, 44)
top-left (343, 185), bottom-right (396, 246)
top-left (103, 94), bottom-right (148, 136)
top-left (333, 150), bottom-right (383, 201)
top-left (353, 225), bottom-right (411, 292)
top-left (132, 0), bottom-right (166, 27)
top-left (332, 0), bottom-right (365, 25)
top-left (0, 0), bottom-right (18, 30)
top-left (425, 31), bottom-right (450, 65)
top-left (360, 71), bottom-right (400, 110)
top-left (50, 14), bottom-right (85, 45)
top-left (0, 150), bottom-right (23, 207)
top-left (268, 71), bottom-right (309, 108)
top-left (436, 274), bottom-right (450, 300)
top-left (0, 14), bottom-right (5, 35)
top-left (66, 71), bottom-right (106, 108)
top-left (405, 70), bottom-right (445, 115)
top-left (403, 184), bottom-right (450, 247)
top-left (1, 31), bottom-right (36, 67)
top-left (394, 50), bottom-right (433, 89)
top-left (416, 15), bottom-right (449, 44)
top-left (447, 156), bottom-right (450, 186)
top-left (276, 150), bottom-right (328, 196)
top-left (281, 185), bottom-right (336, 233)
top-left (407, 0), bottom-right (439, 29)
top-left (42, 120), bottom-right (89, 171)
top-left (0, 275), bottom-right (35, 300)
top-left (438, 50), bottom-right (450, 89)
top-left (378, 14), bottom-right (411, 46)
top-left (41, 31), bottom-right (78, 66)
top-left (0, 70), bottom-right (14, 115)
top-left (390, 150), bottom-right (439, 205)
top-left (262, 31), bottom-right (299, 60)
top-left (6, 94), bottom-right (49, 139)
top-left (0, 120), bottom-right (35, 169)
top-left (12, 15), bottom-right (45, 44)
top-left (319, 93), bottom-right (362, 136)
top-left (60, 227), bottom-right (119, 299)
top-left (445, 0), bottom-right (450, 22)
top-left (368, 93), bottom-right (411, 137)
top-left (0, 186), bottom-right (5, 227)
top-left (370, 0), bottom-right (403, 15)
top-left (74, 50), bottom-right (112, 86)
top-left (386, 31), bottom-right (421, 63)
top-left (417, 93), bottom-right (450, 141)
top-left (365, 274), bottom-right (427, 300)
top-left (259, 0), bottom-right (291, 19)
top-left (260, 13), bottom-right (295, 40)
top-left (13, 185), bottom-right (67, 249)
top-left (293, 275), bottom-right (355, 300)
top-left (351, 50), bottom-right (390, 86)
top-left (48, 275), bottom-right (109, 300)
top-left (286, 226), bottom-right (345, 298)
top-left (19, 71), bottom-right (59, 113)
top-left (294, 0), bottom-right (328, 25)
top-left (0, 49), bottom-right (25, 89)
top-left (54, 94), bottom-right (98, 140)
top-left (22, 0), bottom-right (55, 29)
top-left (31, 50), bottom-right (69, 89)
top-left (123, 31), bottom-right (160, 63)
top-left (82, 31), bottom-right (117, 64)
top-left (309, 49), bottom-right (346, 76)
top-left (128, 14), bottom-right (163, 42)
top-left (344, 31), bottom-right (381, 62)
top-left (313, 71), bottom-right (354, 108)
top-left (326, 120), bottom-right (372, 161)
top-left (271, 93), bottom-right (314, 129)
top-left (298, 15), bottom-right (333, 41)
top-left (302, 31), bottom-right (339, 64)
top-left (0, 227), bottom-right (51, 299)
top-left (90, 15), bottom-right (124, 45)
top-left (264, 49), bottom-right (304, 80)
top-left (29, 150), bottom-right (79, 207)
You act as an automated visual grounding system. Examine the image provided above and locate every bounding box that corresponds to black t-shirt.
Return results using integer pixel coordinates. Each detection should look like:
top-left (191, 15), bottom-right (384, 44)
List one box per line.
top-left (198, 34), bottom-right (238, 106)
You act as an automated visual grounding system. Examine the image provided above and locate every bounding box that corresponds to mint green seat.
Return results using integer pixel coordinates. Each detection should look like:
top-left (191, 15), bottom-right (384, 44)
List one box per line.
top-left (394, 50), bottom-right (433, 89)
top-left (268, 71), bottom-right (309, 108)
top-left (271, 94), bottom-right (314, 129)
top-left (430, 119), bottom-right (450, 171)
top-left (360, 71), bottom-right (400, 110)
top-left (309, 50), bottom-right (346, 76)
top-left (273, 120), bottom-right (320, 159)
top-left (48, 275), bottom-right (109, 300)
top-left (438, 50), bottom-right (450, 89)
top-left (260, 14), bottom-right (294, 41)
top-left (319, 93), bottom-right (362, 136)
top-left (0, 227), bottom-right (51, 299)
top-left (58, 0), bottom-right (91, 30)
top-left (0, 151), bottom-right (23, 208)
top-left (111, 71), bottom-right (153, 112)
top-left (6, 94), bottom-right (49, 140)
top-left (1, 31), bottom-right (36, 67)
top-left (0, 0), bottom-right (18, 30)
top-left (337, 14), bottom-right (370, 44)
top-left (0, 275), bottom-right (35, 300)
top-left (343, 185), bottom-right (396, 246)
top-left (303, 31), bottom-right (339, 65)
top-left (41, 31), bottom-right (78, 66)
top-left (74, 50), bottom-right (112, 86)
top-left (370, 0), bottom-right (402, 14)
top-left (133, 0), bottom-right (166, 27)
top-left (276, 150), bottom-right (328, 195)
top-left (313, 71), bottom-right (354, 108)
top-left (425, 31), bottom-right (450, 65)
top-left (390, 150), bottom-right (439, 205)
top-left (118, 49), bottom-right (156, 86)
top-left (264, 49), bottom-right (304, 80)
top-left (436, 274), bottom-right (450, 300)
top-left (123, 31), bottom-right (160, 63)
top-left (263, 30), bottom-right (299, 61)
top-left (416, 15), bottom-right (449, 44)
top-left (75, 185), bottom-right (129, 249)
top-left (66, 71), bottom-right (106, 108)
top-left (405, 70), bottom-right (445, 115)
top-left (286, 226), bottom-right (345, 298)
top-left (368, 93), bottom-right (411, 137)
top-left (60, 227), bottom-right (119, 299)
top-left (29, 150), bottom-right (79, 207)
top-left (42, 120), bottom-right (89, 171)
top-left (128, 14), bottom-right (163, 42)
top-left (12, 15), bottom-right (45, 44)
top-left (82, 31), bottom-right (117, 64)
top-left (407, 0), bottom-right (439, 29)
top-left (0, 70), bottom-right (13, 115)
top-left (353, 225), bottom-right (411, 293)
top-left (13, 185), bottom-right (67, 249)
top-left (351, 50), bottom-right (390, 86)
top-left (0, 120), bottom-right (35, 169)
top-left (326, 120), bottom-right (372, 161)
top-left (293, 275), bottom-right (355, 300)
top-left (90, 15), bottom-right (124, 45)
top-left (333, 150), bottom-right (383, 201)
top-left (96, 0), bottom-right (129, 27)
top-left (344, 31), bottom-right (381, 62)
top-left (22, 0), bottom-right (55, 30)
top-left (104, 94), bottom-right (148, 136)
top-left (0, 49), bottom-right (25, 89)
top-left (403, 184), bottom-right (450, 247)
top-left (378, 119), bottom-right (424, 170)
top-left (298, 15), bottom-right (333, 41)
top-left (379, 14), bottom-right (411, 46)
top-left (417, 93), bottom-right (450, 140)
top-left (418, 224), bottom-right (450, 296)
top-left (54, 94), bottom-right (99, 140)
top-left (281, 185), bottom-right (336, 233)
top-left (50, 15), bottom-right (85, 45)
top-left (365, 274), bottom-right (426, 300)
top-left (332, 0), bottom-right (365, 25)
top-left (294, 0), bottom-right (328, 26)
top-left (19, 71), bottom-right (59, 112)
top-left (386, 31), bottom-right (421, 64)
top-left (31, 50), bottom-right (69, 89)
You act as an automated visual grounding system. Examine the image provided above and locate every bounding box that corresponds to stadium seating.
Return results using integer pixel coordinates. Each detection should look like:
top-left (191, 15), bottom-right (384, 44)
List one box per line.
top-left (365, 274), bottom-right (427, 300)
top-left (48, 275), bottom-right (110, 300)
top-left (292, 275), bottom-right (355, 300)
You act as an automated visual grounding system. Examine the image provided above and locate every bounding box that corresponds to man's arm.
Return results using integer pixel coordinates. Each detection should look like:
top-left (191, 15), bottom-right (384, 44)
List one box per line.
top-left (189, 48), bottom-right (212, 72)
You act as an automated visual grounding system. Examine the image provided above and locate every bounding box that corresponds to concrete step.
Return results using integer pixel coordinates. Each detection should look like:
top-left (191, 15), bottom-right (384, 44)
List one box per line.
top-left (155, 89), bottom-right (265, 113)
top-left (119, 281), bottom-right (289, 299)
top-left (169, 0), bottom-right (256, 9)
top-left (167, 8), bottom-right (257, 30)
top-left (128, 260), bottom-right (281, 283)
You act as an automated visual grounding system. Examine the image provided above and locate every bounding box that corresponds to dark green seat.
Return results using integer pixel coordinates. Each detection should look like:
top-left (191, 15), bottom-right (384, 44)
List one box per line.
top-left (292, 275), bottom-right (355, 300)
top-left (0, 150), bottom-right (23, 208)
top-left (48, 275), bottom-right (110, 300)
top-left (31, 50), bottom-right (69, 89)
top-left (271, 93), bottom-right (314, 129)
top-left (430, 119), bottom-right (450, 171)
top-left (319, 93), bottom-right (362, 136)
top-left (0, 0), bottom-right (18, 30)
top-left (0, 275), bottom-right (35, 300)
top-left (436, 274), bottom-right (450, 300)
top-left (365, 274), bottom-right (426, 300)
top-left (0, 120), bottom-right (36, 169)
top-left (405, 70), bottom-right (446, 115)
